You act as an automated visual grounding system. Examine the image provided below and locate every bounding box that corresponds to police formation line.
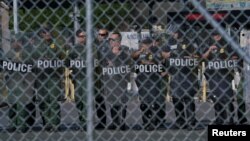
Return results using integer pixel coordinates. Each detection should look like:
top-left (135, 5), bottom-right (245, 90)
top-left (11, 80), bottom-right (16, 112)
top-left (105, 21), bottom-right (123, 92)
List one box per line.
top-left (1, 59), bottom-right (163, 74)
top-left (0, 59), bottom-right (241, 73)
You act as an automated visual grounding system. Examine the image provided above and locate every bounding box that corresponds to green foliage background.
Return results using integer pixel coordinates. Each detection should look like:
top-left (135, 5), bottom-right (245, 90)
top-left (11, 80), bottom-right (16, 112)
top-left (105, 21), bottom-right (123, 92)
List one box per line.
top-left (9, 2), bottom-right (133, 32)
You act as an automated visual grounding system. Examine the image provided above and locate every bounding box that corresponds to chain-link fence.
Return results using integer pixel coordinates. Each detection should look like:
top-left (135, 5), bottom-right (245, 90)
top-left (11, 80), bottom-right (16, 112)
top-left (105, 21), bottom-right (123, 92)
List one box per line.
top-left (1, 0), bottom-right (250, 141)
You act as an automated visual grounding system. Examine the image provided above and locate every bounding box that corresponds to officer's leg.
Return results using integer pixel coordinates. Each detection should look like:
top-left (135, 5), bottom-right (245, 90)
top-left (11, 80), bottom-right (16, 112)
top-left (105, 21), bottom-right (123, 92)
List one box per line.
top-left (237, 100), bottom-right (248, 124)
top-left (19, 103), bottom-right (30, 132)
top-left (9, 103), bottom-right (27, 131)
top-left (48, 77), bottom-right (61, 129)
top-left (155, 80), bottom-right (167, 128)
top-left (137, 76), bottom-right (154, 130)
top-left (153, 102), bottom-right (166, 128)
top-left (222, 87), bottom-right (235, 125)
top-left (94, 71), bottom-right (107, 129)
top-left (43, 96), bottom-right (53, 129)
top-left (172, 97), bottom-right (186, 128)
top-left (184, 96), bottom-right (197, 126)
top-left (95, 95), bottom-right (106, 128)
top-left (228, 97), bottom-right (235, 124)
top-left (120, 105), bottom-right (128, 130)
top-left (214, 97), bottom-right (227, 124)
top-left (37, 77), bottom-right (47, 127)
top-left (109, 105), bottom-right (120, 129)
top-left (75, 84), bottom-right (85, 128)
top-left (222, 96), bottom-right (233, 124)
top-left (76, 99), bottom-right (86, 127)
top-left (140, 103), bottom-right (152, 129)
top-left (39, 101), bottom-right (46, 126)
top-left (51, 98), bottom-right (60, 128)
top-left (8, 104), bottom-right (17, 131)
top-left (51, 77), bottom-right (62, 128)
top-left (75, 80), bottom-right (86, 128)
top-left (25, 102), bottom-right (36, 130)
top-left (237, 97), bottom-right (248, 124)
top-left (17, 103), bottom-right (25, 131)
top-left (237, 80), bottom-right (248, 124)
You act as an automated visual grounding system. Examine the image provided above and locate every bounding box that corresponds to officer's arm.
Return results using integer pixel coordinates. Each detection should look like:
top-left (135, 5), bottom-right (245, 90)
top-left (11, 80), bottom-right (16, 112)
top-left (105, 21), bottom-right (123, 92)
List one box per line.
top-left (161, 51), bottom-right (170, 59)
top-left (202, 46), bottom-right (215, 59)
top-left (131, 49), bottom-right (142, 60)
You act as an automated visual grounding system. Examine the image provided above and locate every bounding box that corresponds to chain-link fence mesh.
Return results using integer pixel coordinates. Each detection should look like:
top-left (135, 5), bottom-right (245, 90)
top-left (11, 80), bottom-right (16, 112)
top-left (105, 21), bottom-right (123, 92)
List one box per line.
top-left (0, 0), bottom-right (250, 141)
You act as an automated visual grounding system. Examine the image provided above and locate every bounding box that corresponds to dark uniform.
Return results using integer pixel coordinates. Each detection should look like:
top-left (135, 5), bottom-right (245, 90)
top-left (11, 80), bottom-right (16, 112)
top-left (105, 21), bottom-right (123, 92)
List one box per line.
top-left (67, 43), bottom-right (87, 129)
top-left (153, 36), bottom-right (168, 128)
top-left (103, 45), bottom-right (131, 130)
top-left (94, 39), bottom-right (109, 129)
top-left (235, 49), bottom-right (248, 125)
top-left (34, 38), bottom-right (64, 131)
top-left (202, 33), bottom-right (236, 125)
top-left (166, 34), bottom-right (200, 129)
top-left (6, 37), bottom-right (36, 132)
top-left (0, 47), bottom-right (7, 108)
top-left (133, 39), bottom-right (165, 130)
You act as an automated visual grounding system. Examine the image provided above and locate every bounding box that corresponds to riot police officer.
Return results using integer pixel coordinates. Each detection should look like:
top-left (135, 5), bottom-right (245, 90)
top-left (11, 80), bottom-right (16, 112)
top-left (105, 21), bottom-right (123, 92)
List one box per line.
top-left (166, 29), bottom-right (200, 130)
top-left (67, 29), bottom-right (87, 130)
top-left (6, 34), bottom-right (36, 132)
top-left (93, 28), bottom-right (109, 129)
top-left (132, 38), bottom-right (165, 130)
top-left (103, 31), bottom-right (131, 130)
top-left (202, 31), bottom-right (237, 125)
top-left (235, 60), bottom-right (249, 125)
top-left (35, 27), bottom-right (65, 131)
